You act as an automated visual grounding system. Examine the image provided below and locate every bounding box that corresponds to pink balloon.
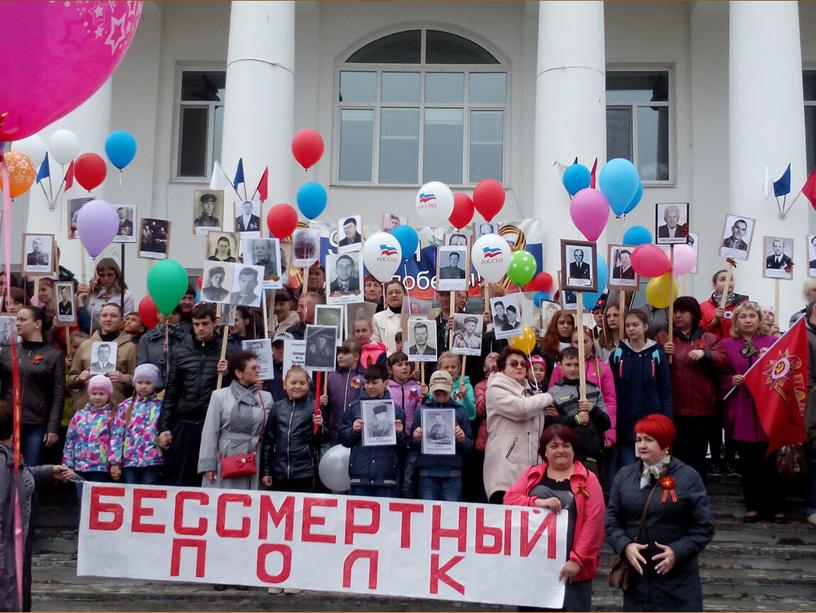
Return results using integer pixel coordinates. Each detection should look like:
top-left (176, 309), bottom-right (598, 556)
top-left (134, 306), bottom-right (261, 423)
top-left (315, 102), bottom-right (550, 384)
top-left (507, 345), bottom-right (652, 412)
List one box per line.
top-left (632, 245), bottom-right (671, 278)
top-left (671, 244), bottom-right (696, 276)
top-left (569, 188), bottom-right (609, 241)
top-left (0, 2), bottom-right (142, 140)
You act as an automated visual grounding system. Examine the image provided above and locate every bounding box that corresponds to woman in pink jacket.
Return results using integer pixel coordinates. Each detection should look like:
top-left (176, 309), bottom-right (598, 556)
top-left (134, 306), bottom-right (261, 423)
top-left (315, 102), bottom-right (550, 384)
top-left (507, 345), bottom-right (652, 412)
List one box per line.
top-left (505, 424), bottom-right (605, 611)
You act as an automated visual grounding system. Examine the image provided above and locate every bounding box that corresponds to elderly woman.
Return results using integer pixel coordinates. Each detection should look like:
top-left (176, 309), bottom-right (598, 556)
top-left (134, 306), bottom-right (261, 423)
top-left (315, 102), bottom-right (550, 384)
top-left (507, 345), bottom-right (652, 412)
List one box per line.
top-left (198, 351), bottom-right (272, 490)
top-left (605, 414), bottom-right (714, 612)
top-left (505, 424), bottom-right (605, 611)
top-left (484, 347), bottom-right (554, 504)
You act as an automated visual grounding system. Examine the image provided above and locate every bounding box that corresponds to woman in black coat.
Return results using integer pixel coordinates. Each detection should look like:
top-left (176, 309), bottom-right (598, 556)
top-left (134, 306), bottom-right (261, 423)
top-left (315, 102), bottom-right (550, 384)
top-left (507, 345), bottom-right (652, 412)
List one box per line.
top-left (605, 414), bottom-right (714, 612)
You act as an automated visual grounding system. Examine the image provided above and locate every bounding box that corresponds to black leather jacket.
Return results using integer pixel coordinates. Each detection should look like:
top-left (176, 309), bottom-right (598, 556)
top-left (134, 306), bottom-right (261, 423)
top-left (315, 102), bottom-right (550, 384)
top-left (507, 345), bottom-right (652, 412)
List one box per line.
top-left (135, 324), bottom-right (191, 389)
top-left (260, 394), bottom-right (323, 481)
top-left (0, 341), bottom-right (65, 434)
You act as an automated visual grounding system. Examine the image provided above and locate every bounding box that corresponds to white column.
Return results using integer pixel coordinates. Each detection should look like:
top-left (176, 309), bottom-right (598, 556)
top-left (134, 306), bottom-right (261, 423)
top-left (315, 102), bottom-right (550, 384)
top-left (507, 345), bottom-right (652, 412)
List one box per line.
top-left (729, 1), bottom-right (807, 323)
top-left (220, 1), bottom-right (295, 231)
top-left (534, 1), bottom-right (606, 267)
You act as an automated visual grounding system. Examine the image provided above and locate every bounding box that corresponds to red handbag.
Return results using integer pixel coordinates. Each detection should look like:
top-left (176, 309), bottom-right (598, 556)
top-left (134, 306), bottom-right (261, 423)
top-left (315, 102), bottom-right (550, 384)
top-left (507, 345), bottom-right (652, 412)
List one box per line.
top-left (218, 392), bottom-right (267, 480)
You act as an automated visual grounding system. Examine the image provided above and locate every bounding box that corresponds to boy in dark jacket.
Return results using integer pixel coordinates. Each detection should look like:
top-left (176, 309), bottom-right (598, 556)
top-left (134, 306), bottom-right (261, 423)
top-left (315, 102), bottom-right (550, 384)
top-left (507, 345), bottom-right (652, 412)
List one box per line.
top-left (546, 347), bottom-right (611, 474)
top-left (320, 340), bottom-right (364, 445)
top-left (340, 364), bottom-right (406, 497)
top-left (410, 370), bottom-right (473, 502)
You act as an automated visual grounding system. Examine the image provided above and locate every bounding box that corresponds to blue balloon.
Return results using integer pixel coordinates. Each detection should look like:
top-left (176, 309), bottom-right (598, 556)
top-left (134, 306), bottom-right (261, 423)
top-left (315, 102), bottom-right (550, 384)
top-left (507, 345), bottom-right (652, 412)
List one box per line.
top-left (296, 182), bottom-right (327, 220)
top-left (562, 163), bottom-right (591, 197)
top-left (622, 225), bottom-right (653, 246)
top-left (582, 255), bottom-right (608, 309)
top-left (623, 182), bottom-right (643, 215)
top-left (104, 130), bottom-right (137, 170)
top-left (391, 224), bottom-right (418, 261)
top-left (599, 158), bottom-right (640, 215)
top-left (533, 291), bottom-right (552, 307)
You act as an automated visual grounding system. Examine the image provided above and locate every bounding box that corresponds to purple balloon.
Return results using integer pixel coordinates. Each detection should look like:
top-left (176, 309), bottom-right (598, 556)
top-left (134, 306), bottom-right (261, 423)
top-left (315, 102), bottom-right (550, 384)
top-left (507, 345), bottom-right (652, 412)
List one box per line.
top-left (569, 188), bottom-right (610, 241)
top-left (76, 200), bottom-right (119, 257)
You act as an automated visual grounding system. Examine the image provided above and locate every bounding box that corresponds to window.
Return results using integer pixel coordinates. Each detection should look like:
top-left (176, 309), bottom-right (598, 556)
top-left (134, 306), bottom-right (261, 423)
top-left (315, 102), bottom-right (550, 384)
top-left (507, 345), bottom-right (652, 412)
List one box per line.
top-left (804, 71), bottom-right (816, 171)
top-left (606, 70), bottom-right (671, 183)
top-left (336, 29), bottom-right (506, 186)
top-left (175, 69), bottom-right (226, 179)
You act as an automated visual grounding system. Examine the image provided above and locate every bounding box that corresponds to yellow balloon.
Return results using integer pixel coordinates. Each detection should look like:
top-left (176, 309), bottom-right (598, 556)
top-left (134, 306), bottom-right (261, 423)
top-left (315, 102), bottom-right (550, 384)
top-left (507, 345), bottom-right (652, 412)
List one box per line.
top-left (508, 324), bottom-right (537, 355)
top-left (646, 273), bottom-right (678, 309)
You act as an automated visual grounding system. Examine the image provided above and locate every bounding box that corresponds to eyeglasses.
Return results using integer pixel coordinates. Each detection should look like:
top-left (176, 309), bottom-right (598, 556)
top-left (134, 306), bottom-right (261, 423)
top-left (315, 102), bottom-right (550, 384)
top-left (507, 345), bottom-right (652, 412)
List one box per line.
top-left (507, 359), bottom-right (527, 368)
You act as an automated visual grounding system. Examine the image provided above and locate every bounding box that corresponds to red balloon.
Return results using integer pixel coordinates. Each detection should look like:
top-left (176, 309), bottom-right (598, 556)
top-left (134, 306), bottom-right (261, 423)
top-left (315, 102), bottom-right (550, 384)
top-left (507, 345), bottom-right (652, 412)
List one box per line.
top-left (631, 244), bottom-right (671, 278)
top-left (449, 193), bottom-right (475, 229)
top-left (472, 179), bottom-right (505, 222)
top-left (532, 272), bottom-right (554, 293)
top-left (291, 129), bottom-right (324, 170)
top-left (196, 275), bottom-right (203, 290)
top-left (74, 152), bottom-right (107, 191)
top-left (137, 295), bottom-right (159, 329)
top-left (266, 203), bottom-right (299, 239)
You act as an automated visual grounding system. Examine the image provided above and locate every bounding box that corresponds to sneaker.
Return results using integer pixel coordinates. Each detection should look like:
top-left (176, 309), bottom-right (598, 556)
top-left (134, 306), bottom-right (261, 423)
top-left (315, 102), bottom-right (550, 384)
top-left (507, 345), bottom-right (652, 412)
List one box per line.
top-left (284, 588), bottom-right (302, 595)
top-left (268, 588), bottom-right (283, 594)
top-left (806, 512), bottom-right (816, 526)
top-left (213, 585), bottom-right (227, 592)
top-left (725, 462), bottom-right (741, 479)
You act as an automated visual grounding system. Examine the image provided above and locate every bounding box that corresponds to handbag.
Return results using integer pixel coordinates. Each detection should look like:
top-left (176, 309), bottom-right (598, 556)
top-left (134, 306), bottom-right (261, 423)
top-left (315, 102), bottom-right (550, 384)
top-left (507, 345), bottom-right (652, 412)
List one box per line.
top-left (218, 391), bottom-right (267, 480)
top-left (776, 444), bottom-right (807, 482)
top-left (608, 479), bottom-right (660, 590)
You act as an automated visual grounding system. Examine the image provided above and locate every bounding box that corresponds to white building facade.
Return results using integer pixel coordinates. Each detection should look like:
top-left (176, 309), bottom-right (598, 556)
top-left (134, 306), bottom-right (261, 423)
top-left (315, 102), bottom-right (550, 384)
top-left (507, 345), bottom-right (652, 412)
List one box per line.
top-left (15, 1), bottom-right (816, 321)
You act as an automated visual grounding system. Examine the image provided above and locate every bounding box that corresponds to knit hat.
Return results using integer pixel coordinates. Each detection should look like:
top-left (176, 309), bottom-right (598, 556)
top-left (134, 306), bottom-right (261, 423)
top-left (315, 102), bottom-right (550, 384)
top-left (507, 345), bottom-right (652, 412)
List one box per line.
top-left (529, 355), bottom-right (546, 367)
top-left (133, 363), bottom-right (160, 386)
top-left (88, 374), bottom-right (113, 397)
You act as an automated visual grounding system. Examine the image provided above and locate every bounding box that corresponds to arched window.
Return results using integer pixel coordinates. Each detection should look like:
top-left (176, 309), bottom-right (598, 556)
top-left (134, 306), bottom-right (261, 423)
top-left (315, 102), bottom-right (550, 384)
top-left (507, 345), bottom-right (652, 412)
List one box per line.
top-left (336, 29), bottom-right (507, 186)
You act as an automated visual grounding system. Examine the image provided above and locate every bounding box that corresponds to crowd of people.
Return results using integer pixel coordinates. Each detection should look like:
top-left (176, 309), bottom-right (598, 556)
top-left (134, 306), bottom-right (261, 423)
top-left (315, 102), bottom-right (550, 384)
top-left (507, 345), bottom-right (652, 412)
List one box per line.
top-left (0, 257), bottom-right (814, 611)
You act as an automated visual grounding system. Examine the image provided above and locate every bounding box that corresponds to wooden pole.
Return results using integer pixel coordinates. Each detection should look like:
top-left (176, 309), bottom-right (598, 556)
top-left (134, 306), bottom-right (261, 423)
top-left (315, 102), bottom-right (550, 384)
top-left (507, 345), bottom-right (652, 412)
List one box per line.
top-left (719, 261), bottom-right (734, 309)
top-left (261, 289), bottom-right (269, 338)
top-left (576, 291), bottom-right (587, 401)
top-left (483, 283), bottom-right (491, 317)
top-left (668, 246), bottom-right (675, 364)
top-left (216, 323), bottom-right (229, 389)
top-left (33, 278), bottom-right (40, 305)
top-left (420, 361), bottom-right (425, 383)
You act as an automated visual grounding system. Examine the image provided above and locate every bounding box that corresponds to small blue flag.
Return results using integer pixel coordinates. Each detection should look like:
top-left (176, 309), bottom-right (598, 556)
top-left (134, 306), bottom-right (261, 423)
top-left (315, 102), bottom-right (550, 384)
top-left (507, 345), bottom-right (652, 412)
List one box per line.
top-left (36, 154), bottom-right (49, 183)
top-left (233, 157), bottom-right (245, 188)
top-left (773, 163), bottom-right (791, 197)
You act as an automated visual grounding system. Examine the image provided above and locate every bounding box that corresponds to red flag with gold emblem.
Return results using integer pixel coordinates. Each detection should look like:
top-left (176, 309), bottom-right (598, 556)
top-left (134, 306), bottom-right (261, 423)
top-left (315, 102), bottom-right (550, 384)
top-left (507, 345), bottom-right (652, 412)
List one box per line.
top-left (743, 318), bottom-right (808, 453)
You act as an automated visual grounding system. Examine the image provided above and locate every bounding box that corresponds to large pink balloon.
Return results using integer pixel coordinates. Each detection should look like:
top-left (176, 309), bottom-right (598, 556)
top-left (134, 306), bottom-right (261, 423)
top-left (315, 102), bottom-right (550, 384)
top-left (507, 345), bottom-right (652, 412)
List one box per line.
top-left (632, 244), bottom-right (671, 278)
top-left (0, 2), bottom-right (142, 141)
top-left (569, 188), bottom-right (610, 241)
top-left (671, 244), bottom-right (697, 276)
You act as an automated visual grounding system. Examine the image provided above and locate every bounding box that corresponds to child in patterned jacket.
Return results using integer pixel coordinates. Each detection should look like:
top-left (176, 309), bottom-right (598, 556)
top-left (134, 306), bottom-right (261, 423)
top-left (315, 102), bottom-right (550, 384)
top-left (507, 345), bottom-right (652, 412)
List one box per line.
top-left (63, 374), bottom-right (116, 494)
top-left (110, 363), bottom-right (164, 485)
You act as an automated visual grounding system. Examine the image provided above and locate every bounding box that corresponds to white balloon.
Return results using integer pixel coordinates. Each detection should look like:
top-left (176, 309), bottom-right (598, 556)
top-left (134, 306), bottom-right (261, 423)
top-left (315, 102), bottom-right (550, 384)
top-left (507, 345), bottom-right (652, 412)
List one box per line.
top-left (49, 129), bottom-right (79, 165)
top-left (12, 135), bottom-right (47, 168)
top-left (415, 181), bottom-right (454, 228)
top-left (471, 233), bottom-right (512, 283)
top-left (318, 444), bottom-right (351, 492)
top-left (361, 232), bottom-right (402, 282)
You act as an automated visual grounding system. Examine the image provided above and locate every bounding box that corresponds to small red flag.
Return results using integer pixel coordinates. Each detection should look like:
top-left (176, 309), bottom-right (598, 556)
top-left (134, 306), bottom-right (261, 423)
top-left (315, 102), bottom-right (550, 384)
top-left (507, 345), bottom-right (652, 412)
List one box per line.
top-left (590, 158), bottom-right (598, 188)
top-left (256, 167), bottom-right (269, 202)
top-left (744, 318), bottom-right (808, 453)
top-left (64, 161), bottom-right (74, 191)
top-left (802, 168), bottom-right (816, 211)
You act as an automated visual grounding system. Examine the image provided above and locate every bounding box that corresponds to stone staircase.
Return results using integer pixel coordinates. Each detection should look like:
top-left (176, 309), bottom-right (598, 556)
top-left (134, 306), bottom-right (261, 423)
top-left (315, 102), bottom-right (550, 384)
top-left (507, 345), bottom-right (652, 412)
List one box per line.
top-left (31, 479), bottom-right (816, 611)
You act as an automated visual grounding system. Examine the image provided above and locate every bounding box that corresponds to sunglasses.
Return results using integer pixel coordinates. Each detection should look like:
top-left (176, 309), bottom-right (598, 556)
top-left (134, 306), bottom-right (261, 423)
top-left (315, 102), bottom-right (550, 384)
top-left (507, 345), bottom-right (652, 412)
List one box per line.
top-left (507, 359), bottom-right (527, 368)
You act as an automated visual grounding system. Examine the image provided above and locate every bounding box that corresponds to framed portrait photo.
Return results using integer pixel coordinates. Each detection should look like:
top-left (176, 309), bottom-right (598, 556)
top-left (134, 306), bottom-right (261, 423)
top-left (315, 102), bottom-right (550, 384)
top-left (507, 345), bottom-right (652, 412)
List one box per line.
top-left (473, 222), bottom-right (499, 241)
top-left (21, 233), bottom-right (55, 276)
top-left (808, 235), bottom-right (816, 278)
top-left (90, 341), bottom-right (118, 375)
top-left (326, 252), bottom-right (364, 305)
top-left (406, 318), bottom-right (437, 362)
top-left (0, 316), bottom-right (17, 346)
top-left (655, 202), bottom-right (690, 245)
top-left (762, 236), bottom-right (794, 281)
top-left (538, 300), bottom-right (561, 336)
top-left (205, 231), bottom-right (239, 264)
top-left (560, 239), bottom-right (597, 292)
top-left (719, 214), bottom-right (755, 261)
top-left (242, 339), bottom-right (274, 380)
top-left (557, 270), bottom-right (578, 313)
top-left (491, 294), bottom-right (522, 340)
top-left (112, 205), bottom-right (137, 243)
top-left (230, 264), bottom-right (264, 307)
top-left (292, 228), bottom-right (320, 268)
top-left (346, 302), bottom-right (377, 340)
top-left (315, 304), bottom-right (344, 346)
top-left (55, 281), bottom-right (76, 326)
top-left (138, 218), bottom-right (171, 260)
top-left (234, 199), bottom-right (262, 236)
top-left (445, 232), bottom-right (471, 249)
top-left (451, 313), bottom-right (483, 356)
top-left (200, 261), bottom-right (234, 305)
top-left (382, 213), bottom-right (407, 232)
top-left (361, 399), bottom-right (397, 447)
top-left (436, 245), bottom-right (469, 292)
top-left (192, 190), bottom-right (224, 235)
top-left (337, 215), bottom-right (363, 253)
top-left (304, 324), bottom-right (338, 371)
top-left (608, 244), bottom-right (639, 289)
top-left (68, 197), bottom-right (93, 240)
top-left (242, 237), bottom-right (282, 289)
top-left (421, 408), bottom-right (456, 455)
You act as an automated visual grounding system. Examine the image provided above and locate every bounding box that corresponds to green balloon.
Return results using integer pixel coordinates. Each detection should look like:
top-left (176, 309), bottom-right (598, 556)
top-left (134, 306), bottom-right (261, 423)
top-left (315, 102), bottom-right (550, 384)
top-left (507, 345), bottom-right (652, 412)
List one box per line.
top-left (507, 251), bottom-right (537, 287)
top-left (147, 259), bottom-right (189, 315)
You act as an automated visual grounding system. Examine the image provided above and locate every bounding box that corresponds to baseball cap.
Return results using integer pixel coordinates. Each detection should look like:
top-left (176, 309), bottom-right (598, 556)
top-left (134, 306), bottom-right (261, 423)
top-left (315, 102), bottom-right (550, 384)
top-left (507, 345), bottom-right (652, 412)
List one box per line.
top-left (272, 331), bottom-right (294, 346)
top-left (429, 370), bottom-right (453, 394)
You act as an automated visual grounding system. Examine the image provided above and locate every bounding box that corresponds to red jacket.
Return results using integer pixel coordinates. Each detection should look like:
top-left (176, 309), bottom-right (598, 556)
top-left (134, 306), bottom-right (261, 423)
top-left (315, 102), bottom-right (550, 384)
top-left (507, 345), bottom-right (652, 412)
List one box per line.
top-left (504, 461), bottom-right (605, 583)
top-left (699, 294), bottom-right (749, 340)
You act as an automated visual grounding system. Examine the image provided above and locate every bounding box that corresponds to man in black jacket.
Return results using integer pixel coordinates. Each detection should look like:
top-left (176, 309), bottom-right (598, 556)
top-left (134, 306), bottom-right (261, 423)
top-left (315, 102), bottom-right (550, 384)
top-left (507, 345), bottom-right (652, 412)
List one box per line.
top-left (135, 306), bottom-right (191, 390)
top-left (158, 304), bottom-right (229, 486)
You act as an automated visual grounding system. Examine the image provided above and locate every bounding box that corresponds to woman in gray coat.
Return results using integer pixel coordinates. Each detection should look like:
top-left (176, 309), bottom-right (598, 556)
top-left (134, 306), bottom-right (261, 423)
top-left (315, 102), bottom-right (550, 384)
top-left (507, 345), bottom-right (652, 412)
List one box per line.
top-left (198, 351), bottom-right (272, 490)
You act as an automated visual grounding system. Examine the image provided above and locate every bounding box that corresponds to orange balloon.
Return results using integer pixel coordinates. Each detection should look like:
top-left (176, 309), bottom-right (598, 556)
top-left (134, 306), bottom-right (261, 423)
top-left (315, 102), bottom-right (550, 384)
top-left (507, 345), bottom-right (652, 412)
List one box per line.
top-left (0, 151), bottom-right (36, 198)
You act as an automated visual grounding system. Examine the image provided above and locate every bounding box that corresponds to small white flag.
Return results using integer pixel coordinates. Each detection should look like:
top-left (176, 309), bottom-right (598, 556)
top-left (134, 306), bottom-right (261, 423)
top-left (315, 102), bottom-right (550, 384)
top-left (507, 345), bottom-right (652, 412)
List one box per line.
top-left (209, 160), bottom-right (228, 191)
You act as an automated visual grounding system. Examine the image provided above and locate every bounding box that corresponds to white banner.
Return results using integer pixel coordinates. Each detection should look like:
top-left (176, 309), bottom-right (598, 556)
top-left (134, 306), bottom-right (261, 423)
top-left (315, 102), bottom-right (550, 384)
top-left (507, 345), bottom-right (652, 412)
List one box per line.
top-left (78, 484), bottom-right (568, 608)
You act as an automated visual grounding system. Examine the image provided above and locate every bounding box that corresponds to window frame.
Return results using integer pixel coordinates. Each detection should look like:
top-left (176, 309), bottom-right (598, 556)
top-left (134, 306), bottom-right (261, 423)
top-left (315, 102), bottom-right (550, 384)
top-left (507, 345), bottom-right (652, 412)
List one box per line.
top-left (803, 67), bottom-right (816, 172)
top-left (605, 65), bottom-right (675, 187)
top-left (170, 62), bottom-right (227, 183)
top-left (332, 29), bottom-right (509, 188)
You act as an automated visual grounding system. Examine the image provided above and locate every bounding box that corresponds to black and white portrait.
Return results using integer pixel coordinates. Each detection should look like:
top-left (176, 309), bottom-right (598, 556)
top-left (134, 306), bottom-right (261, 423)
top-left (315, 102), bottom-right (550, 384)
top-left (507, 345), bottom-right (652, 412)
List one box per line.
top-left (608, 245), bottom-right (638, 289)
top-left (90, 341), bottom-right (118, 375)
top-left (445, 232), bottom-right (470, 248)
top-left (558, 271), bottom-right (578, 312)
top-left (346, 302), bottom-right (377, 338)
top-left (242, 338), bottom-right (274, 380)
top-left (112, 205), bottom-right (137, 243)
top-left (230, 264), bottom-right (264, 307)
top-left (315, 304), bottom-right (344, 346)
top-left (193, 190), bottom-right (224, 235)
top-left (406, 319), bottom-right (437, 362)
top-left (67, 197), bottom-right (93, 240)
top-left (234, 199), bottom-right (261, 235)
top-left (421, 408), bottom-right (456, 455)
top-left (491, 294), bottom-right (522, 340)
top-left (655, 202), bottom-right (690, 245)
top-left (55, 281), bottom-right (76, 325)
top-left (138, 218), bottom-right (170, 260)
top-left (337, 216), bottom-right (362, 252)
top-left (361, 400), bottom-right (397, 447)
top-left (206, 232), bottom-right (238, 263)
top-left (763, 237), bottom-right (794, 280)
top-left (382, 213), bottom-right (406, 232)
top-left (561, 239), bottom-right (597, 292)
top-left (538, 300), bottom-right (561, 334)
top-left (200, 261), bottom-right (234, 304)
top-left (436, 246), bottom-right (468, 292)
top-left (326, 252), bottom-right (363, 305)
top-left (242, 237), bottom-right (282, 289)
top-left (0, 316), bottom-right (17, 346)
top-left (808, 235), bottom-right (816, 278)
top-left (404, 297), bottom-right (433, 318)
top-left (451, 313), bottom-right (482, 356)
top-left (22, 234), bottom-right (54, 275)
top-left (292, 228), bottom-right (320, 268)
top-left (719, 214), bottom-right (755, 261)
top-left (304, 325), bottom-right (338, 371)
top-left (474, 222), bottom-right (498, 240)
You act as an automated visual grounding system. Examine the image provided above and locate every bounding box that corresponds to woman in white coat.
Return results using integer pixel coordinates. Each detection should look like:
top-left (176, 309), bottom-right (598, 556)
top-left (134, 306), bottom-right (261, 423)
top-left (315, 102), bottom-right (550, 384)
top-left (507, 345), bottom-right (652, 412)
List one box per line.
top-left (198, 351), bottom-right (272, 490)
top-left (484, 347), bottom-right (554, 503)
top-left (371, 279), bottom-right (405, 354)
